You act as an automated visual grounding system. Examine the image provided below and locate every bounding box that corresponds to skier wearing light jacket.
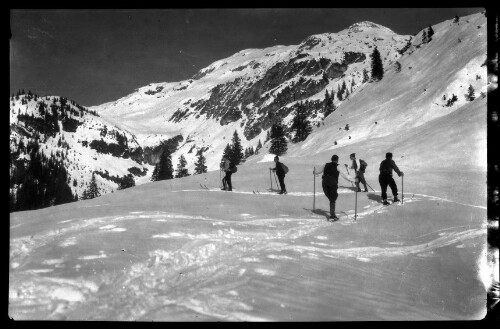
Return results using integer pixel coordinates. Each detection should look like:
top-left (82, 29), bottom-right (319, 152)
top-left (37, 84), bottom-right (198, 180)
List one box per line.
top-left (378, 152), bottom-right (404, 205)
top-left (271, 156), bottom-right (287, 194)
top-left (347, 153), bottom-right (368, 192)
top-left (314, 154), bottom-right (355, 221)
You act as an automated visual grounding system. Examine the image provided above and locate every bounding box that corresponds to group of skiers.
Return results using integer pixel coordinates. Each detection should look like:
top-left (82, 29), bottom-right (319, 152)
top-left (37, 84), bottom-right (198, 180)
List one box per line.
top-left (314, 152), bottom-right (404, 221)
top-left (220, 152), bottom-right (403, 221)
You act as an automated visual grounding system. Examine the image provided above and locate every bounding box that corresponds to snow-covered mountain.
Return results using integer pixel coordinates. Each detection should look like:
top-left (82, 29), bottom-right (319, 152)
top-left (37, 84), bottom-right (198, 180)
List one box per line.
top-left (11, 13), bottom-right (488, 201)
top-left (89, 20), bottom-right (411, 172)
top-left (9, 94), bottom-right (150, 200)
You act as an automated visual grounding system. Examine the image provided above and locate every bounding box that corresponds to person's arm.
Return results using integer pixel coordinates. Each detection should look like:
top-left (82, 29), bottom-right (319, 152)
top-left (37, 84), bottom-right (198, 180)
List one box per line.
top-left (339, 170), bottom-right (355, 183)
top-left (313, 165), bottom-right (324, 176)
top-left (391, 160), bottom-right (403, 177)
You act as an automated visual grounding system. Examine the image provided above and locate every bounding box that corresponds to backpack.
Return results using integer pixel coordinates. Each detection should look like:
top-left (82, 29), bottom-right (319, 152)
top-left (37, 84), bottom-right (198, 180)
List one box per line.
top-left (359, 159), bottom-right (368, 171)
top-left (281, 163), bottom-right (289, 174)
top-left (229, 163), bottom-right (237, 173)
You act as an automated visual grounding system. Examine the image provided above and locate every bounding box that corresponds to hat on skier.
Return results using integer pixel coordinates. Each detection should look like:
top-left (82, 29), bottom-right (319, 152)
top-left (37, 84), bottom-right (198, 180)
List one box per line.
top-left (331, 154), bottom-right (339, 162)
top-left (350, 153), bottom-right (356, 158)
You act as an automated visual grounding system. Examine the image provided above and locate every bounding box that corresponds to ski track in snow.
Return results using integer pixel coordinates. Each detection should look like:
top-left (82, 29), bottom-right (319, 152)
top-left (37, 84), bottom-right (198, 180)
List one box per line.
top-left (171, 188), bottom-right (486, 209)
top-left (9, 189), bottom-right (487, 320)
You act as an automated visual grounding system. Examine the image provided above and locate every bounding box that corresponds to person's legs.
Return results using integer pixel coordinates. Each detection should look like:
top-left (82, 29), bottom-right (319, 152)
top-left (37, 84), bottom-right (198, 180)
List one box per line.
top-left (359, 172), bottom-right (368, 191)
top-left (379, 175), bottom-right (388, 201)
top-left (329, 186), bottom-right (338, 217)
top-left (278, 175), bottom-right (286, 193)
top-left (388, 177), bottom-right (398, 199)
top-left (222, 175), bottom-right (226, 190)
top-left (355, 173), bottom-right (361, 191)
top-left (226, 172), bottom-right (232, 191)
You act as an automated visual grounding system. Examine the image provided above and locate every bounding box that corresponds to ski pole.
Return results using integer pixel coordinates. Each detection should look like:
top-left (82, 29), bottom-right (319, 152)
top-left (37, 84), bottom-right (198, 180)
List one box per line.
top-left (354, 189), bottom-right (358, 220)
top-left (401, 175), bottom-right (404, 204)
top-left (365, 181), bottom-right (376, 193)
top-left (313, 167), bottom-right (316, 211)
top-left (273, 171), bottom-right (279, 189)
top-left (344, 164), bottom-right (355, 188)
top-left (269, 168), bottom-right (273, 190)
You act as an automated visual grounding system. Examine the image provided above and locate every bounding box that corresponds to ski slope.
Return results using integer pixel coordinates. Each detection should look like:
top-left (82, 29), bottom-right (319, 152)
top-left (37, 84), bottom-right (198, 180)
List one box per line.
top-left (9, 151), bottom-right (491, 320)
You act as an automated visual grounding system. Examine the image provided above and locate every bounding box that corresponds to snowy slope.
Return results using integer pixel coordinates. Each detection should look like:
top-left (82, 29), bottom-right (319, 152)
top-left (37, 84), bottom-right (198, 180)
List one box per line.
top-left (294, 12), bottom-right (487, 168)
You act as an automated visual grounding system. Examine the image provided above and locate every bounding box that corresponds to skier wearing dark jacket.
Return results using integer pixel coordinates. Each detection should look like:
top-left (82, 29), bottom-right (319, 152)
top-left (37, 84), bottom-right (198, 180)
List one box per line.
top-left (378, 152), bottom-right (404, 205)
top-left (314, 154), bottom-right (354, 221)
top-left (220, 156), bottom-right (233, 191)
top-left (271, 156), bottom-right (287, 194)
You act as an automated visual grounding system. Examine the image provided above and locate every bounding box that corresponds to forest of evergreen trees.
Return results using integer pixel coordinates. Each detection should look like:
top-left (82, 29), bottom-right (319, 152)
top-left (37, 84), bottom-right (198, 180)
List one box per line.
top-left (10, 138), bottom-right (76, 212)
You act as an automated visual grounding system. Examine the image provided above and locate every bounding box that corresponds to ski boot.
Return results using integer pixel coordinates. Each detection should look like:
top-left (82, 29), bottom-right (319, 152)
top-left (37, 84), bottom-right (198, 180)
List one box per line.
top-left (393, 197), bottom-right (400, 203)
top-left (329, 214), bottom-right (339, 222)
top-left (382, 199), bottom-right (390, 205)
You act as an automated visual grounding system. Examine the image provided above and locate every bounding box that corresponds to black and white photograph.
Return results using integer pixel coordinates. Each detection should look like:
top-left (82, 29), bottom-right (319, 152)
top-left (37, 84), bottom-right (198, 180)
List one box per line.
top-left (9, 8), bottom-right (499, 321)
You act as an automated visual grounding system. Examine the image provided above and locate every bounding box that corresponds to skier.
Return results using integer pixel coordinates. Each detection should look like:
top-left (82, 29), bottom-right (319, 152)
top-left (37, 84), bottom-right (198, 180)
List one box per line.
top-left (378, 152), bottom-right (404, 205)
top-left (271, 155), bottom-right (287, 194)
top-left (347, 153), bottom-right (368, 192)
top-left (314, 154), bottom-right (354, 221)
top-left (220, 156), bottom-right (233, 191)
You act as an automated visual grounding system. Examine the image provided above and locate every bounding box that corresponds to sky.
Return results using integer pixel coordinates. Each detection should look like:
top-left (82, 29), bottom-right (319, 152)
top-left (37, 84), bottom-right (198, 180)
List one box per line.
top-left (10, 8), bottom-right (483, 107)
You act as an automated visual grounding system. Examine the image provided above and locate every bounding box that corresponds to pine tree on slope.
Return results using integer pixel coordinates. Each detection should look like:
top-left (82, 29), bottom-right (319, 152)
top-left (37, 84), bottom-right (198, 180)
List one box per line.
top-left (194, 151), bottom-right (208, 174)
top-left (269, 122), bottom-right (288, 156)
top-left (83, 172), bottom-right (101, 199)
top-left (151, 149), bottom-right (174, 181)
top-left (466, 84), bottom-right (475, 101)
top-left (255, 139), bottom-right (262, 154)
top-left (230, 130), bottom-right (244, 165)
top-left (370, 46), bottom-right (384, 81)
top-left (427, 25), bottom-right (434, 41)
top-left (175, 154), bottom-right (190, 178)
top-left (118, 174), bottom-right (135, 190)
top-left (292, 102), bottom-right (312, 143)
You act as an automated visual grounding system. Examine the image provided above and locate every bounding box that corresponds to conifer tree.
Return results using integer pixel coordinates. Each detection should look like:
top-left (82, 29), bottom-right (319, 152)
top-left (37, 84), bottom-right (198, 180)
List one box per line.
top-left (221, 143), bottom-right (232, 167)
top-left (118, 174), bottom-right (135, 190)
top-left (269, 122), bottom-right (288, 156)
top-left (255, 139), bottom-right (262, 154)
top-left (151, 149), bottom-right (174, 181)
top-left (83, 173), bottom-right (101, 199)
top-left (370, 46), bottom-right (384, 81)
top-left (422, 30), bottom-right (428, 43)
top-left (230, 130), bottom-right (244, 165)
top-left (466, 84), bottom-right (475, 101)
top-left (395, 61), bottom-right (402, 72)
top-left (337, 88), bottom-right (343, 101)
top-left (324, 90), bottom-right (334, 115)
top-left (427, 25), bottom-right (434, 41)
top-left (194, 151), bottom-right (208, 174)
top-left (291, 102), bottom-right (312, 143)
top-left (175, 155), bottom-right (190, 178)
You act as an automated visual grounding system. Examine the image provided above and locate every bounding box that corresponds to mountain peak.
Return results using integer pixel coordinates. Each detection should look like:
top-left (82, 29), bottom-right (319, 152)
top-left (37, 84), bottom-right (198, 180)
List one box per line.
top-left (345, 21), bottom-right (394, 34)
